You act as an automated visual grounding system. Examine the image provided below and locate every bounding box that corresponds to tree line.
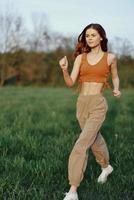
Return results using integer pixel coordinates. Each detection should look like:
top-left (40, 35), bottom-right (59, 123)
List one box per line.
top-left (0, 9), bottom-right (133, 88)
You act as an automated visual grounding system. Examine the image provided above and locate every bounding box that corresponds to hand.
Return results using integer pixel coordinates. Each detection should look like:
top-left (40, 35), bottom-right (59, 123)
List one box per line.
top-left (59, 56), bottom-right (68, 71)
top-left (112, 89), bottom-right (122, 98)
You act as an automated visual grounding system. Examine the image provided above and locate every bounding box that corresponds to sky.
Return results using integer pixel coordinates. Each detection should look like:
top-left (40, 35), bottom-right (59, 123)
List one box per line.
top-left (0, 0), bottom-right (134, 46)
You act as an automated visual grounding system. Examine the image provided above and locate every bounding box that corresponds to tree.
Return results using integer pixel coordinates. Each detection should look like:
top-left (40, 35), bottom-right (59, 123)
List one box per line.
top-left (0, 7), bottom-right (26, 85)
top-left (110, 37), bottom-right (134, 58)
top-left (27, 12), bottom-right (51, 52)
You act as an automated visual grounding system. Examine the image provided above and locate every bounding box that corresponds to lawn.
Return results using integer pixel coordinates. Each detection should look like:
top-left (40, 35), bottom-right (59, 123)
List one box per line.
top-left (0, 86), bottom-right (133, 200)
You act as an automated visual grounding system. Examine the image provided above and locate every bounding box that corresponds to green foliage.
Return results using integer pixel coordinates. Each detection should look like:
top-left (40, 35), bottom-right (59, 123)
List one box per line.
top-left (0, 50), bottom-right (133, 88)
top-left (0, 87), bottom-right (133, 199)
top-left (118, 55), bottom-right (134, 88)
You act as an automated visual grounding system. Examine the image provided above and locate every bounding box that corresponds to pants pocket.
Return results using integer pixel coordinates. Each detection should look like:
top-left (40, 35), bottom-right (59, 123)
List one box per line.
top-left (92, 96), bottom-right (108, 113)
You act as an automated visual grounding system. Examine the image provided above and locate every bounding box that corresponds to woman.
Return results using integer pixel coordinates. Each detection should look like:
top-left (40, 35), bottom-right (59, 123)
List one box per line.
top-left (59, 23), bottom-right (121, 200)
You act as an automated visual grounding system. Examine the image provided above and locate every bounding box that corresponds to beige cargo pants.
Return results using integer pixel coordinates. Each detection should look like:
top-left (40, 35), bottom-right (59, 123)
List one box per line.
top-left (68, 93), bottom-right (110, 187)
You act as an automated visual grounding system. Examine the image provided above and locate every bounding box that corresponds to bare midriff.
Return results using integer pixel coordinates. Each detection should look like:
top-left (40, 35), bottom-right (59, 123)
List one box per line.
top-left (80, 82), bottom-right (104, 95)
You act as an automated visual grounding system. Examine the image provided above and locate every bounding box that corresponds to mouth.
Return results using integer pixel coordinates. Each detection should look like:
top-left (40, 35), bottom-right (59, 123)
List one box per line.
top-left (88, 42), bottom-right (94, 45)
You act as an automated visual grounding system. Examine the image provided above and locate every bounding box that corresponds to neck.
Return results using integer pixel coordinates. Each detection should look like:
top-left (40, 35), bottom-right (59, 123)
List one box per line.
top-left (90, 44), bottom-right (102, 54)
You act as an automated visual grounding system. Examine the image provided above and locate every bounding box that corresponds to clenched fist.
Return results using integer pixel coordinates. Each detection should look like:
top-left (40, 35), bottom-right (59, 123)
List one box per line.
top-left (59, 56), bottom-right (68, 71)
top-left (112, 89), bottom-right (122, 98)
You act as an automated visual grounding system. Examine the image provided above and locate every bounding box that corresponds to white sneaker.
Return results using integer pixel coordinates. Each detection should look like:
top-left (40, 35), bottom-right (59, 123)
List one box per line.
top-left (97, 164), bottom-right (113, 183)
top-left (63, 191), bottom-right (79, 200)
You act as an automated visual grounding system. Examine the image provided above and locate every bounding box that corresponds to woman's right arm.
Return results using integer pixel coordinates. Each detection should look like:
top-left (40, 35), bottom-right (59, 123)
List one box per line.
top-left (59, 54), bottom-right (82, 87)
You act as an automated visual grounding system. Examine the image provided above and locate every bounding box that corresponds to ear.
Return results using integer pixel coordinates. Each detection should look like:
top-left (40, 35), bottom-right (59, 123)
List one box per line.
top-left (100, 38), bottom-right (103, 41)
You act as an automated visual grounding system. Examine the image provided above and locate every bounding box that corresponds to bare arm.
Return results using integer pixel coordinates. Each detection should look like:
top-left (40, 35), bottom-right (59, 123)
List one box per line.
top-left (59, 55), bottom-right (82, 87)
top-left (109, 54), bottom-right (122, 97)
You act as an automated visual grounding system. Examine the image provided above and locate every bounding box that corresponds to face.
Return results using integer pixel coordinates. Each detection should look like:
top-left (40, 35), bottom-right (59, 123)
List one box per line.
top-left (85, 28), bottom-right (102, 48)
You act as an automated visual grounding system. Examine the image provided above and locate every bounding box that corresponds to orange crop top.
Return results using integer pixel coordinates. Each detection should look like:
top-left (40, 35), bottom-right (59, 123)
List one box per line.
top-left (78, 52), bottom-right (111, 90)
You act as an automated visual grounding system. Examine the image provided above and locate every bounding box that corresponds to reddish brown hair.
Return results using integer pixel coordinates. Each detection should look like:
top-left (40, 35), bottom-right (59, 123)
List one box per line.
top-left (73, 23), bottom-right (108, 59)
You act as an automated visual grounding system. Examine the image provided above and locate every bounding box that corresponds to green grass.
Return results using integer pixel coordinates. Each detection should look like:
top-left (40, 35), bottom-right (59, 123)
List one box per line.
top-left (0, 86), bottom-right (133, 200)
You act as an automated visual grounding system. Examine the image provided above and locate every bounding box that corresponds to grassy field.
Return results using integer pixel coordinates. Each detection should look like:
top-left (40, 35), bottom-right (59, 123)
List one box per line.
top-left (0, 86), bottom-right (133, 200)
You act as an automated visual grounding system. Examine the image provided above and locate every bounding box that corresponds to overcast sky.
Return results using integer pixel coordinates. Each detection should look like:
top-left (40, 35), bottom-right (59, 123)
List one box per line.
top-left (0, 0), bottom-right (134, 46)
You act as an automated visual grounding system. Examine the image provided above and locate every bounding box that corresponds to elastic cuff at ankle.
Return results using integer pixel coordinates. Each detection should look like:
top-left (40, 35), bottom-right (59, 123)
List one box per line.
top-left (69, 181), bottom-right (80, 187)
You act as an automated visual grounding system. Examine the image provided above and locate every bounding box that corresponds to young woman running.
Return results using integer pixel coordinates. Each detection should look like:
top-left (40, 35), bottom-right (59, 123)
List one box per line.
top-left (59, 23), bottom-right (121, 200)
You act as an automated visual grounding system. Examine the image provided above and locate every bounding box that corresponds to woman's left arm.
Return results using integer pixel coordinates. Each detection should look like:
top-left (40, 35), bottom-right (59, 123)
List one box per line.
top-left (109, 54), bottom-right (122, 97)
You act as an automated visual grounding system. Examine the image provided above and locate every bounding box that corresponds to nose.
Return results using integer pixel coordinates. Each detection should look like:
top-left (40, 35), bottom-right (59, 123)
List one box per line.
top-left (89, 39), bottom-right (93, 42)
top-left (89, 37), bottom-right (93, 40)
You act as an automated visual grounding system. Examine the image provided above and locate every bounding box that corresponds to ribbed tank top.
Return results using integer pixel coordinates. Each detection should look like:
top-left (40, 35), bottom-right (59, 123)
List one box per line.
top-left (78, 52), bottom-right (111, 90)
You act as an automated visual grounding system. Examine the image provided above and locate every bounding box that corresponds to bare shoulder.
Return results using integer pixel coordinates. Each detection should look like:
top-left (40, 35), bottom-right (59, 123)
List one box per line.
top-left (107, 52), bottom-right (117, 66)
top-left (75, 53), bottom-right (83, 60)
top-left (74, 53), bottom-right (84, 64)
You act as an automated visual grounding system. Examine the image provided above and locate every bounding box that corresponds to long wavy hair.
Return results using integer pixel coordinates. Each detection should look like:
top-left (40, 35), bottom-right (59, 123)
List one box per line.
top-left (73, 23), bottom-right (108, 59)
top-left (72, 23), bottom-right (111, 94)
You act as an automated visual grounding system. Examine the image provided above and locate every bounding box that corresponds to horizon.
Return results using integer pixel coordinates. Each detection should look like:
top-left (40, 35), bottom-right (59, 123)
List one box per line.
top-left (0, 0), bottom-right (134, 54)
